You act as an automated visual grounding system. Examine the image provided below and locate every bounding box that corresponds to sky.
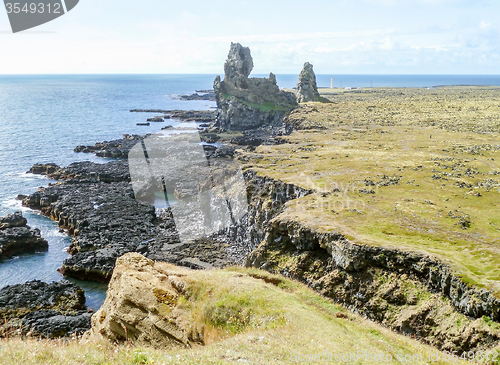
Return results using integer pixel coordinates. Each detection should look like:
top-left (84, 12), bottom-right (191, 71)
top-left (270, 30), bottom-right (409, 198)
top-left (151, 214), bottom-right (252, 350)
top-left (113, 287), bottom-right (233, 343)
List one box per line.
top-left (0, 0), bottom-right (499, 74)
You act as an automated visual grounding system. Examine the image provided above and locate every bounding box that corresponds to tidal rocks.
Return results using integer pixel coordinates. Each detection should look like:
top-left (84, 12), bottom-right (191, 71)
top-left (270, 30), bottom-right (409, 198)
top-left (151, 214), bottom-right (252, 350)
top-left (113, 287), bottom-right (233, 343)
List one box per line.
top-left (28, 161), bottom-right (131, 182)
top-left (88, 253), bottom-right (191, 348)
top-left (22, 180), bottom-right (158, 282)
top-left (0, 211), bottom-right (48, 259)
top-left (213, 43), bottom-right (298, 131)
top-left (74, 134), bottom-right (145, 159)
top-left (23, 142), bottom-right (239, 282)
top-left (0, 280), bottom-right (91, 338)
top-left (146, 116), bottom-right (165, 122)
top-left (179, 92), bottom-right (216, 101)
top-left (296, 62), bottom-right (324, 103)
top-left (28, 163), bottom-right (61, 176)
top-left (130, 109), bottom-right (216, 124)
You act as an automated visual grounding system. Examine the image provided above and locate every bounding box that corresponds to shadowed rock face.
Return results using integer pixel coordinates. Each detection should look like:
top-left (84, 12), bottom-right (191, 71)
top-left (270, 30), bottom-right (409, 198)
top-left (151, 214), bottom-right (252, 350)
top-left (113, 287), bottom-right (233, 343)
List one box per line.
top-left (0, 211), bottom-right (48, 259)
top-left (296, 62), bottom-right (322, 103)
top-left (214, 43), bottom-right (297, 131)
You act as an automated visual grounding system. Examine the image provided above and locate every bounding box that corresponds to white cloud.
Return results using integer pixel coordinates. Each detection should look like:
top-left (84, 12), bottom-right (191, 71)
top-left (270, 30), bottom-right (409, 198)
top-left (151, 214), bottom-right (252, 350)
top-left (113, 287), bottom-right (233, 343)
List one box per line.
top-left (480, 21), bottom-right (491, 29)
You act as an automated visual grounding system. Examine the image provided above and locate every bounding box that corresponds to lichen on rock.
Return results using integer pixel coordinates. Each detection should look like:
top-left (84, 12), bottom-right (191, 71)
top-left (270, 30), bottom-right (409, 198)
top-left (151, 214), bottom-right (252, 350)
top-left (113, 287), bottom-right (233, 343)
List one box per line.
top-left (88, 253), bottom-right (191, 349)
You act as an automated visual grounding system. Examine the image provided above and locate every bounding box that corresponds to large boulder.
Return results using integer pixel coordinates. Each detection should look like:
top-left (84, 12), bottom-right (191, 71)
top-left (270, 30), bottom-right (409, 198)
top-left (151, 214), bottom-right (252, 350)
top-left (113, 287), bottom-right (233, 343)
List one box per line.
top-left (0, 211), bottom-right (48, 258)
top-left (0, 280), bottom-right (91, 338)
top-left (214, 43), bottom-right (298, 131)
top-left (88, 253), bottom-right (191, 348)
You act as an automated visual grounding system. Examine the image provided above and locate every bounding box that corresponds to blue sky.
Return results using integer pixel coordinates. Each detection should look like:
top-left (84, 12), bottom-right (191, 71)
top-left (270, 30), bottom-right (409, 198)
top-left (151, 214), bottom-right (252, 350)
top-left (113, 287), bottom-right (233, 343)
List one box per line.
top-left (0, 0), bottom-right (499, 74)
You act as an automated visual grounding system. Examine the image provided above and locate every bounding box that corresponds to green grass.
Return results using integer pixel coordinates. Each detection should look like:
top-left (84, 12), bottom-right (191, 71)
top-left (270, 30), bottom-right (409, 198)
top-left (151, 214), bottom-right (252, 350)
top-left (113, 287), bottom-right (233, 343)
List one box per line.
top-left (0, 266), bottom-right (463, 365)
top-left (242, 87), bottom-right (500, 296)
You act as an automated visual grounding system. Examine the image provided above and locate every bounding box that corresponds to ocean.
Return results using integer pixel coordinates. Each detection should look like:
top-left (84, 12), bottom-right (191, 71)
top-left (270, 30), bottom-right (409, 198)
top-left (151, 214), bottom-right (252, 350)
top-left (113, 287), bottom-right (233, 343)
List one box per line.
top-left (0, 74), bottom-right (498, 309)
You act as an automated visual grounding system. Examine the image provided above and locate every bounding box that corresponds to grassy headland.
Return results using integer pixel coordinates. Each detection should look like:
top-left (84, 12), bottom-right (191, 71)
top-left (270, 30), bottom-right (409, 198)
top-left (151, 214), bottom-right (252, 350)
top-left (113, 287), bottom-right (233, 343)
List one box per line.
top-left (243, 86), bottom-right (500, 294)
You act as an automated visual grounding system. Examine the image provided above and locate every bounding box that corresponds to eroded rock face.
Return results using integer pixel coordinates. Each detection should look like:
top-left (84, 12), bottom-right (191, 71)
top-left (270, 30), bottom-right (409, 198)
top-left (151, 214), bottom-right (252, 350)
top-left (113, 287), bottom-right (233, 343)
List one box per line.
top-left (296, 62), bottom-right (322, 103)
top-left (0, 280), bottom-right (91, 338)
top-left (239, 171), bottom-right (500, 353)
top-left (89, 253), bottom-right (192, 348)
top-left (0, 211), bottom-right (48, 258)
top-left (214, 43), bottom-right (298, 131)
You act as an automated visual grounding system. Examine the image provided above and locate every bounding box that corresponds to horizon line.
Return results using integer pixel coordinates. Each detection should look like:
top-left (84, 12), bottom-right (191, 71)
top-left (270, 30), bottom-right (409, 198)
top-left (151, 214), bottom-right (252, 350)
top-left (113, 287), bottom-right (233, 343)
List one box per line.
top-left (0, 73), bottom-right (499, 76)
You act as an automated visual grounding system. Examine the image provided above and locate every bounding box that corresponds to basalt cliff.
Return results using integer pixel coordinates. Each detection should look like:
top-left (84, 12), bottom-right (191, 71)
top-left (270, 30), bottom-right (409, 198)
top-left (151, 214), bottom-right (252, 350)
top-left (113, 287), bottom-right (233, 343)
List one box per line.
top-left (213, 43), bottom-right (297, 132)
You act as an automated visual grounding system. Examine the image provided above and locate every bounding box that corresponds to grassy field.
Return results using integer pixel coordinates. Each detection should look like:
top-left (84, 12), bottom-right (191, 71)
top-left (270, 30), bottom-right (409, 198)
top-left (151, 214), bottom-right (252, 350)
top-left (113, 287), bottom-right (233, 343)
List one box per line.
top-left (243, 86), bottom-right (500, 294)
top-left (0, 267), bottom-right (464, 365)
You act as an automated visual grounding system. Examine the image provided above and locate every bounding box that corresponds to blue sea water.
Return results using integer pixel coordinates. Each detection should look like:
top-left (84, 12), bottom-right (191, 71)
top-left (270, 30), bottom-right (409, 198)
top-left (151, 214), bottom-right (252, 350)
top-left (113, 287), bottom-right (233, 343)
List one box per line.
top-left (0, 74), bottom-right (498, 309)
top-left (0, 74), bottom-right (217, 309)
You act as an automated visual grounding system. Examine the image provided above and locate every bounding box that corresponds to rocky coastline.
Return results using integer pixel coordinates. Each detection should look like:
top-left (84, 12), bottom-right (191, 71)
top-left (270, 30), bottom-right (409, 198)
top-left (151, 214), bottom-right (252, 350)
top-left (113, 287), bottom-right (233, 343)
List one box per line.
top-left (240, 172), bottom-right (500, 352)
top-left (2, 43), bottom-right (499, 357)
top-left (22, 156), bottom-right (237, 282)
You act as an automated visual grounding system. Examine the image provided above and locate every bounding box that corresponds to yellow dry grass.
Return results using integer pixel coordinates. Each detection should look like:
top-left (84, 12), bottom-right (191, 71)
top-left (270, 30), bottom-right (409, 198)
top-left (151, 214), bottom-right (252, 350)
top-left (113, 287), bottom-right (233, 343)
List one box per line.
top-left (242, 86), bottom-right (500, 294)
top-left (0, 267), bottom-right (467, 364)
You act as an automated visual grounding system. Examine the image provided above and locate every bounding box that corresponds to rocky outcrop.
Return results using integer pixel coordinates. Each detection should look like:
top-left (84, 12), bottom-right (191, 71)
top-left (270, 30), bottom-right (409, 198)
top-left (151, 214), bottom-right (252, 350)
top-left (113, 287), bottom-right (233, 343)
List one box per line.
top-left (0, 211), bottom-right (48, 259)
top-left (129, 110), bottom-right (216, 128)
top-left (0, 280), bottom-right (91, 338)
top-left (212, 170), bottom-right (314, 265)
top-left (213, 43), bottom-right (297, 132)
top-left (22, 180), bottom-right (158, 282)
top-left (179, 91), bottom-right (216, 102)
top-left (296, 62), bottom-right (323, 103)
top-left (246, 216), bottom-right (500, 352)
top-left (29, 161), bottom-right (130, 182)
top-left (88, 253), bottom-right (192, 348)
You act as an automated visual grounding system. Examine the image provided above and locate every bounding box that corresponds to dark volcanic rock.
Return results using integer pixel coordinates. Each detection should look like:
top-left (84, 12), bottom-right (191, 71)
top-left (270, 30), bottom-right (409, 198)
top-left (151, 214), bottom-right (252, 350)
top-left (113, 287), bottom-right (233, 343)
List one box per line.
top-left (130, 110), bottom-right (216, 124)
top-left (180, 92), bottom-right (216, 101)
top-left (0, 212), bottom-right (48, 259)
top-left (23, 138), bottom-right (239, 282)
top-left (146, 116), bottom-right (165, 122)
top-left (230, 135), bottom-right (263, 147)
top-left (29, 161), bottom-right (131, 183)
top-left (74, 134), bottom-right (146, 159)
top-left (22, 181), bottom-right (158, 282)
top-left (0, 211), bottom-right (27, 229)
top-left (28, 163), bottom-right (61, 176)
top-left (213, 43), bottom-right (298, 131)
top-left (0, 280), bottom-right (91, 338)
